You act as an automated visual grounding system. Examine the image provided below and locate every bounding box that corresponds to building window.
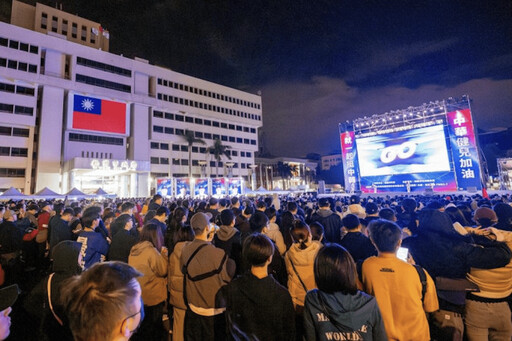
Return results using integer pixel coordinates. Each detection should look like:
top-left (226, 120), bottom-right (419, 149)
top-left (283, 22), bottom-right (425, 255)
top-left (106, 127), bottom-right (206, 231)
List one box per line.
top-left (160, 143), bottom-right (169, 150)
top-left (76, 74), bottom-right (131, 93)
top-left (81, 25), bottom-right (87, 41)
top-left (14, 106), bottom-right (33, 116)
top-left (152, 126), bottom-right (163, 133)
top-left (10, 147), bottom-right (28, 157)
top-left (0, 103), bottom-right (14, 113)
top-left (19, 42), bottom-right (28, 51)
top-left (165, 112), bottom-right (174, 120)
top-left (164, 127), bottom-right (174, 134)
top-left (0, 127), bottom-right (11, 136)
top-left (12, 128), bottom-right (29, 137)
top-left (62, 20), bottom-right (68, 35)
top-left (29, 45), bottom-right (38, 54)
top-left (150, 142), bottom-right (159, 149)
top-left (0, 168), bottom-right (25, 177)
top-left (7, 60), bottom-right (17, 69)
top-left (69, 132), bottom-right (123, 145)
top-left (41, 13), bottom-right (47, 29)
top-left (16, 86), bottom-right (35, 96)
top-left (17, 62), bottom-right (27, 71)
top-left (28, 64), bottom-right (37, 73)
top-left (51, 16), bottom-right (58, 32)
top-left (71, 23), bottom-right (77, 38)
top-left (160, 158), bottom-right (169, 165)
top-left (172, 144), bottom-right (180, 151)
top-left (76, 57), bottom-right (131, 77)
top-left (150, 157), bottom-right (159, 164)
top-left (153, 110), bottom-right (163, 118)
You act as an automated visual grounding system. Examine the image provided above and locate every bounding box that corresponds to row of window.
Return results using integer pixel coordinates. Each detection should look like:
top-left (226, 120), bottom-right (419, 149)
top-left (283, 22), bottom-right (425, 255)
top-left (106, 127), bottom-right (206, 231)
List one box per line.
top-left (0, 103), bottom-right (34, 116)
top-left (150, 142), bottom-right (252, 158)
top-left (0, 82), bottom-right (35, 96)
top-left (76, 57), bottom-right (131, 77)
top-left (69, 133), bottom-right (124, 146)
top-left (0, 126), bottom-right (30, 137)
top-left (0, 168), bottom-right (25, 178)
top-left (76, 74), bottom-right (131, 93)
top-left (152, 125), bottom-right (257, 145)
top-left (150, 158), bottom-right (249, 169)
top-left (0, 146), bottom-right (28, 157)
top-left (0, 57), bottom-right (38, 73)
top-left (153, 110), bottom-right (257, 134)
top-left (80, 151), bottom-right (114, 159)
top-left (157, 93), bottom-right (261, 121)
top-left (0, 36), bottom-right (39, 54)
top-left (41, 13), bottom-right (94, 43)
top-left (157, 78), bottom-right (260, 110)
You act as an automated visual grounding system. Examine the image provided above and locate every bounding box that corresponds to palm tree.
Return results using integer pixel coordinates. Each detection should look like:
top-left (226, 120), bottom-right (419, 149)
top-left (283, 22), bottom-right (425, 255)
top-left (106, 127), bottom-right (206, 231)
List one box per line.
top-left (180, 130), bottom-right (206, 177)
top-left (277, 161), bottom-right (292, 189)
top-left (208, 139), bottom-right (232, 177)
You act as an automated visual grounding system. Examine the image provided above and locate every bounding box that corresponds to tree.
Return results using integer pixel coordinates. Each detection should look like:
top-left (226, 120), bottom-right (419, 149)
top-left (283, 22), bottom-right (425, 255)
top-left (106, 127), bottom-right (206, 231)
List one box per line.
top-left (208, 139), bottom-right (232, 177)
top-left (277, 161), bottom-right (294, 189)
top-left (180, 130), bottom-right (206, 177)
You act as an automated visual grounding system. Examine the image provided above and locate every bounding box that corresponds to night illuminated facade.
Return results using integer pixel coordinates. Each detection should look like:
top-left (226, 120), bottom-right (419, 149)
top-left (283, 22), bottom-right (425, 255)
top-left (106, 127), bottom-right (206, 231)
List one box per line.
top-left (0, 1), bottom-right (262, 196)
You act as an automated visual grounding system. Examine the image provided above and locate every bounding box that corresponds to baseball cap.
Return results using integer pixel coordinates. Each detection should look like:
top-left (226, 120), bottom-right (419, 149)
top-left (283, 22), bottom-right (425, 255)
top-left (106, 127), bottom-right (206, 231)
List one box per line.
top-left (190, 212), bottom-right (213, 232)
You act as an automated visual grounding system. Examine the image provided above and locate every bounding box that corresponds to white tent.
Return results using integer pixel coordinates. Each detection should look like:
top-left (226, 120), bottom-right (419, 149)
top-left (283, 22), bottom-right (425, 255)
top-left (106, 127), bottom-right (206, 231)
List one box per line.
top-left (93, 188), bottom-right (116, 198)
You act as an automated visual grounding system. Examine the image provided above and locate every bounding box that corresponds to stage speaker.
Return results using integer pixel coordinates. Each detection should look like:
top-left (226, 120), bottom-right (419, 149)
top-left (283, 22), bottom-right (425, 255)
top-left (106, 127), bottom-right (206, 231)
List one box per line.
top-left (318, 181), bottom-right (325, 194)
top-left (424, 188), bottom-right (433, 195)
top-left (467, 186), bottom-right (477, 193)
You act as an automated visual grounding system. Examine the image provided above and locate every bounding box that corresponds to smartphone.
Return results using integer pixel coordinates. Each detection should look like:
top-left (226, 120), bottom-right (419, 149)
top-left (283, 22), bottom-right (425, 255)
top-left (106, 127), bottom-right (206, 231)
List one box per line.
top-left (396, 247), bottom-right (409, 262)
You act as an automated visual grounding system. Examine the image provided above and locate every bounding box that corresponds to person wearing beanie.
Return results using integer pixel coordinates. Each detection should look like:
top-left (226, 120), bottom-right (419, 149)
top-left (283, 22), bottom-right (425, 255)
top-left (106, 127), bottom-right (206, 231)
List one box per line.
top-left (473, 207), bottom-right (498, 228)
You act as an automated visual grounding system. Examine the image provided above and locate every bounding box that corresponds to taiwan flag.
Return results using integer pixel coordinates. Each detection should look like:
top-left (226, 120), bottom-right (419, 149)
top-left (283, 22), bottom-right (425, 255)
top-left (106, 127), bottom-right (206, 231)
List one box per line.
top-left (72, 94), bottom-right (126, 134)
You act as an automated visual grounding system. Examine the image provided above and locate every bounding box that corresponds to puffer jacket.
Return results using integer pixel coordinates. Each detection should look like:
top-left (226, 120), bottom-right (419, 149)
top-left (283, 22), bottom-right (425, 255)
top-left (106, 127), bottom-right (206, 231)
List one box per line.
top-left (168, 241), bottom-right (190, 309)
top-left (129, 241), bottom-right (168, 306)
top-left (284, 241), bottom-right (321, 307)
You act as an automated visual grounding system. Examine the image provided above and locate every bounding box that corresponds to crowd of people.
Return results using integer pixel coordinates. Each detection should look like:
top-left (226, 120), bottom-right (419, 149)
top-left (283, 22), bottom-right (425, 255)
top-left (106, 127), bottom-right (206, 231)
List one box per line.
top-left (0, 191), bottom-right (511, 340)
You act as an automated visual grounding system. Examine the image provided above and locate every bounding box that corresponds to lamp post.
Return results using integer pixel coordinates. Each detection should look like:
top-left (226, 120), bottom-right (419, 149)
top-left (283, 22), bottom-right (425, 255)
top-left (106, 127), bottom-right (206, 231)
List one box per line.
top-left (249, 164), bottom-right (258, 191)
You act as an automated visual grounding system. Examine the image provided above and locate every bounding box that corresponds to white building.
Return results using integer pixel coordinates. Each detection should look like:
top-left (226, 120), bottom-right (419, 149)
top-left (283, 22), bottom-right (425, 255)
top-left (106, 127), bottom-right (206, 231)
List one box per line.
top-left (321, 153), bottom-right (342, 170)
top-left (0, 1), bottom-right (262, 197)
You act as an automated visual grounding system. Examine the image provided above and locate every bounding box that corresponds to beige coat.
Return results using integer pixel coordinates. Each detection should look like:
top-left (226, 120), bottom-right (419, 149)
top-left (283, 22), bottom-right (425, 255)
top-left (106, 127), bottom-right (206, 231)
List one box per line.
top-left (284, 241), bottom-right (321, 307)
top-left (129, 241), bottom-right (168, 306)
top-left (168, 241), bottom-right (190, 309)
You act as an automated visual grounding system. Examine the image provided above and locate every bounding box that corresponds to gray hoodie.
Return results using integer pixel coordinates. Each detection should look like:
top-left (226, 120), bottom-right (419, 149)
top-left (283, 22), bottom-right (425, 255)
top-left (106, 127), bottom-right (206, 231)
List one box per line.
top-left (304, 289), bottom-right (387, 341)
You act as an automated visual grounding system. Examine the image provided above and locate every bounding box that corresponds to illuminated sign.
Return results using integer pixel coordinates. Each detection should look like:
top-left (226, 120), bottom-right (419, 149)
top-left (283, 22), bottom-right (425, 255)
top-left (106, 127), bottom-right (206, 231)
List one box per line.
top-left (90, 159), bottom-right (138, 171)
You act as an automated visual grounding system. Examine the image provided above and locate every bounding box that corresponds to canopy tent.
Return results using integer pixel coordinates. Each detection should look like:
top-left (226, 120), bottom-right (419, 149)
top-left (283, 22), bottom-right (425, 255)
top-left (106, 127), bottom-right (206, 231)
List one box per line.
top-left (65, 187), bottom-right (89, 199)
top-left (33, 187), bottom-right (64, 199)
top-left (0, 187), bottom-right (27, 200)
top-left (93, 187), bottom-right (116, 198)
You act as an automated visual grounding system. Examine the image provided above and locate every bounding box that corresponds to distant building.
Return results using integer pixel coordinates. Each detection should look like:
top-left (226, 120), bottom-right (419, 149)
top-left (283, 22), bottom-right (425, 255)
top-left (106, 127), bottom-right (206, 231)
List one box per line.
top-left (321, 153), bottom-right (342, 170)
top-left (10, 0), bottom-right (110, 51)
top-left (0, 1), bottom-right (262, 196)
top-left (254, 157), bottom-right (317, 191)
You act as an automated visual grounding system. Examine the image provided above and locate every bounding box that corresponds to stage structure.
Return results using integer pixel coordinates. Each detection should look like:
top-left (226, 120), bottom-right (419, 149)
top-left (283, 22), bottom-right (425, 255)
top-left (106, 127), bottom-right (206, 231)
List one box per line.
top-left (339, 95), bottom-right (483, 193)
top-left (155, 177), bottom-right (244, 198)
top-left (497, 158), bottom-right (512, 191)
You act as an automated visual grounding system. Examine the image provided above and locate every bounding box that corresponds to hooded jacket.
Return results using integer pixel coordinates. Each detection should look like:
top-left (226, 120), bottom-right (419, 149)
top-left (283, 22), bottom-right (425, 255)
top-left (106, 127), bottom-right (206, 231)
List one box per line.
top-left (304, 290), bottom-right (387, 341)
top-left (129, 241), bottom-right (168, 306)
top-left (213, 225), bottom-right (242, 275)
top-left (225, 273), bottom-right (295, 341)
top-left (285, 241), bottom-right (321, 307)
top-left (311, 209), bottom-right (343, 243)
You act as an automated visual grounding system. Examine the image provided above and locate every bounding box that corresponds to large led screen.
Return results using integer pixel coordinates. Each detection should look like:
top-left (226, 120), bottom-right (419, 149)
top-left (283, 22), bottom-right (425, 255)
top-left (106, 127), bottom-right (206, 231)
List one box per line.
top-left (356, 125), bottom-right (450, 177)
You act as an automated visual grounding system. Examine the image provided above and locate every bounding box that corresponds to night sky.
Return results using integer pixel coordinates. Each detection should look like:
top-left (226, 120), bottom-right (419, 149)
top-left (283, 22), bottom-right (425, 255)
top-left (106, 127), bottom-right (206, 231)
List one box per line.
top-left (3, 0), bottom-right (512, 157)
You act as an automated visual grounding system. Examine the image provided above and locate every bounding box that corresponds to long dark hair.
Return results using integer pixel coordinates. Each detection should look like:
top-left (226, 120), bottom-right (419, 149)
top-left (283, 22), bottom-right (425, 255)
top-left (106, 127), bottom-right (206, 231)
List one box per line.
top-left (139, 223), bottom-right (163, 250)
top-left (290, 220), bottom-right (311, 250)
top-left (314, 244), bottom-right (357, 295)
